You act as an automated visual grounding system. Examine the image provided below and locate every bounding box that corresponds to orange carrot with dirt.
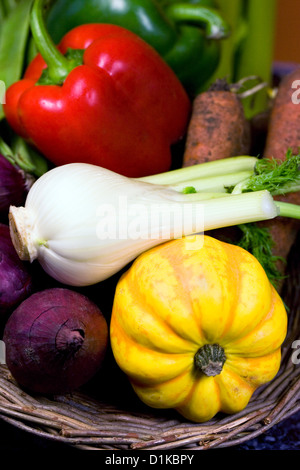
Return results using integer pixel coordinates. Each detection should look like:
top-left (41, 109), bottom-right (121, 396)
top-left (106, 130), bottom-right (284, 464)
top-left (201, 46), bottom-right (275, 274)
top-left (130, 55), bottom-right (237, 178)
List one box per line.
top-left (182, 79), bottom-right (251, 167)
top-left (264, 67), bottom-right (300, 162)
top-left (258, 68), bottom-right (300, 290)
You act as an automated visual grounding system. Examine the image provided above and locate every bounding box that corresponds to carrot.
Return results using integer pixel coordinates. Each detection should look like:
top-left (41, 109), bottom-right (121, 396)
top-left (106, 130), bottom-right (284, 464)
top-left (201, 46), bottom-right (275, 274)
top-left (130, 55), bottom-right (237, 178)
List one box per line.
top-left (264, 67), bottom-right (300, 162)
top-left (182, 79), bottom-right (251, 167)
top-left (258, 68), bottom-right (300, 291)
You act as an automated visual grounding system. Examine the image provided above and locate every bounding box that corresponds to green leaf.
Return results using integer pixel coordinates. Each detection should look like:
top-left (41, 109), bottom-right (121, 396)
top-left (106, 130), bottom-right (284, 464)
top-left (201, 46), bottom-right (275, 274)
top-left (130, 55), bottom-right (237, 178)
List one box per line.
top-left (236, 222), bottom-right (286, 288)
top-left (245, 150), bottom-right (300, 195)
top-left (230, 150), bottom-right (300, 196)
top-left (0, 0), bottom-right (34, 120)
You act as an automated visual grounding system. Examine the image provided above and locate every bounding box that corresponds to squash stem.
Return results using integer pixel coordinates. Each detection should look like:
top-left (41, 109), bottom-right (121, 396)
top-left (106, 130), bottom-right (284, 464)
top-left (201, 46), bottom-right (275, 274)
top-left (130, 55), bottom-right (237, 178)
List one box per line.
top-left (194, 344), bottom-right (226, 376)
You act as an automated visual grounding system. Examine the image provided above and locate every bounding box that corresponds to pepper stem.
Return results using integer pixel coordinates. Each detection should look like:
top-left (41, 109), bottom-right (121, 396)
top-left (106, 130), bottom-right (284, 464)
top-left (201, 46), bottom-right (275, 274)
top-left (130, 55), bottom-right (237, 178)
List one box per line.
top-left (30, 0), bottom-right (82, 85)
top-left (194, 344), bottom-right (226, 376)
top-left (165, 4), bottom-right (230, 39)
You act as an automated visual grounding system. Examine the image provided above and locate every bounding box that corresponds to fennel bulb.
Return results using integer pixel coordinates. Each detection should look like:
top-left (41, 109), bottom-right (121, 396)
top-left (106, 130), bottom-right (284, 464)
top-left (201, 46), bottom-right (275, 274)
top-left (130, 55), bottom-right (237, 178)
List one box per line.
top-left (9, 162), bottom-right (278, 286)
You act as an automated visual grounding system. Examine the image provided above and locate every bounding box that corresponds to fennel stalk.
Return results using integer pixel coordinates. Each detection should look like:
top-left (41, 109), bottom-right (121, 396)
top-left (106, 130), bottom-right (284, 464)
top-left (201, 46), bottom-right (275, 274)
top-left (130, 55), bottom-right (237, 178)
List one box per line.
top-left (143, 151), bottom-right (300, 286)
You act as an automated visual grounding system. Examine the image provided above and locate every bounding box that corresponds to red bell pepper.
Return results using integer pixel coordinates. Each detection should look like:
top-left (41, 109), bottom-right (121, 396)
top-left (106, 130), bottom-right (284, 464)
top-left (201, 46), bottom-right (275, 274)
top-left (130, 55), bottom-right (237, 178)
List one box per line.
top-left (4, 0), bottom-right (190, 178)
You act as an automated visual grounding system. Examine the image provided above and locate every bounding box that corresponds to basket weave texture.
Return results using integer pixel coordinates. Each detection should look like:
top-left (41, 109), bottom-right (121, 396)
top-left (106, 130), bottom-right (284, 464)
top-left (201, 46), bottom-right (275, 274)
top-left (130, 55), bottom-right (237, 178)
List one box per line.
top-left (0, 237), bottom-right (299, 451)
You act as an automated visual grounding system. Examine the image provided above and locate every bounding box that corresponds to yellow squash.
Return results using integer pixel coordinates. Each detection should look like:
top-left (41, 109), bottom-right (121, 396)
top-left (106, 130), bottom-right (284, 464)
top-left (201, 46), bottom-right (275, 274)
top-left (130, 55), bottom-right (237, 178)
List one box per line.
top-left (110, 235), bottom-right (288, 422)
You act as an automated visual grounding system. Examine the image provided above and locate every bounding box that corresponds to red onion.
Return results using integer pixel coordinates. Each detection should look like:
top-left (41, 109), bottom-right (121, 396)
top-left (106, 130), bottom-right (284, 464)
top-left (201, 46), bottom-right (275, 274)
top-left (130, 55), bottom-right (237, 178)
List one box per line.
top-left (0, 223), bottom-right (33, 316)
top-left (3, 288), bottom-right (108, 394)
top-left (0, 154), bottom-right (30, 215)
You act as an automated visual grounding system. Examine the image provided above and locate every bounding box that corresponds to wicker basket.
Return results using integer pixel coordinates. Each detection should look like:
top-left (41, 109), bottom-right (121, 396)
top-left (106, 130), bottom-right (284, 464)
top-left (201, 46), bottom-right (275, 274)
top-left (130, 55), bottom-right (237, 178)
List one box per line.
top-left (0, 236), bottom-right (299, 451)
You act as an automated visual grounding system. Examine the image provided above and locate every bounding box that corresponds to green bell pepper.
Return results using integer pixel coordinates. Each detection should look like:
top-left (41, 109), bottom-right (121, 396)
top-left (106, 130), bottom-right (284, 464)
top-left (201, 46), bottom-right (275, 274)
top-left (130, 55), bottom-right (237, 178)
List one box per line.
top-left (45, 0), bottom-right (229, 95)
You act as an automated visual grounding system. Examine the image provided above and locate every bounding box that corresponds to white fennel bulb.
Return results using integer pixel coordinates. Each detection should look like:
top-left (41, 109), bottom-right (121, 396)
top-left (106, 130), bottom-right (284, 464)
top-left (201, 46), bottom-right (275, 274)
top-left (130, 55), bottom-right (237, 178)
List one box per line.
top-left (9, 162), bottom-right (278, 286)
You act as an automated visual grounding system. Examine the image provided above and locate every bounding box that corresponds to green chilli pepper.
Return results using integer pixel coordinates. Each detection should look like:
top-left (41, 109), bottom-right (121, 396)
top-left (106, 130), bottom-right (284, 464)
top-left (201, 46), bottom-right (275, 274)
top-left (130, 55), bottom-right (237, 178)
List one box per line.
top-left (45, 0), bottom-right (230, 95)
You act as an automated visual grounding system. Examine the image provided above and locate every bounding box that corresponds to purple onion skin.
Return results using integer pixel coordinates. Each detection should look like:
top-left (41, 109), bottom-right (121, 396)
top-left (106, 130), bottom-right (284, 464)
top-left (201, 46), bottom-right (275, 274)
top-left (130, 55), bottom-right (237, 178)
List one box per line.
top-left (0, 154), bottom-right (27, 215)
top-left (0, 224), bottom-right (33, 316)
top-left (3, 288), bottom-right (109, 394)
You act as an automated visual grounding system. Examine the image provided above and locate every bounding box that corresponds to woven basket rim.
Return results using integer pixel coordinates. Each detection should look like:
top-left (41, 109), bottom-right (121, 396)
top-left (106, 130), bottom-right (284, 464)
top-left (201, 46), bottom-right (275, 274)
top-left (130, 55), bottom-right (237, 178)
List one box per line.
top-left (0, 236), bottom-right (299, 451)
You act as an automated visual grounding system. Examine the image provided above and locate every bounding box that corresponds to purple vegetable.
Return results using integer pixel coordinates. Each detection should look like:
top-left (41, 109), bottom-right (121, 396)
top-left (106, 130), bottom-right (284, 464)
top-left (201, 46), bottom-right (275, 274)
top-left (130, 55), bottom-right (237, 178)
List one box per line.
top-left (3, 288), bottom-right (108, 394)
top-left (0, 223), bottom-right (33, 316)
top-left (0, 154), bottom-right (29, 215)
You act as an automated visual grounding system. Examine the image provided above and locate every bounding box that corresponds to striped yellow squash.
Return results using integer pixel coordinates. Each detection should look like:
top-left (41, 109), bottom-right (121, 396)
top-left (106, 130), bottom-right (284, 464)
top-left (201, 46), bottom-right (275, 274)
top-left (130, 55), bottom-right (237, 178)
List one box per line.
top-left (110, 235), bottom-right (288, 422)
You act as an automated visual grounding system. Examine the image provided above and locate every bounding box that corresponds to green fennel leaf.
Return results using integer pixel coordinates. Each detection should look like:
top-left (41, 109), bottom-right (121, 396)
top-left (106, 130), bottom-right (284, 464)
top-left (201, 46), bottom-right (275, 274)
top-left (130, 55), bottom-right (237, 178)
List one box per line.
top-left (228, 149), bottom-right (300, 196)
top-left (236, 223), bottom-right (286, 288)
top-left (248, 150), bottom-right (300, 194)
